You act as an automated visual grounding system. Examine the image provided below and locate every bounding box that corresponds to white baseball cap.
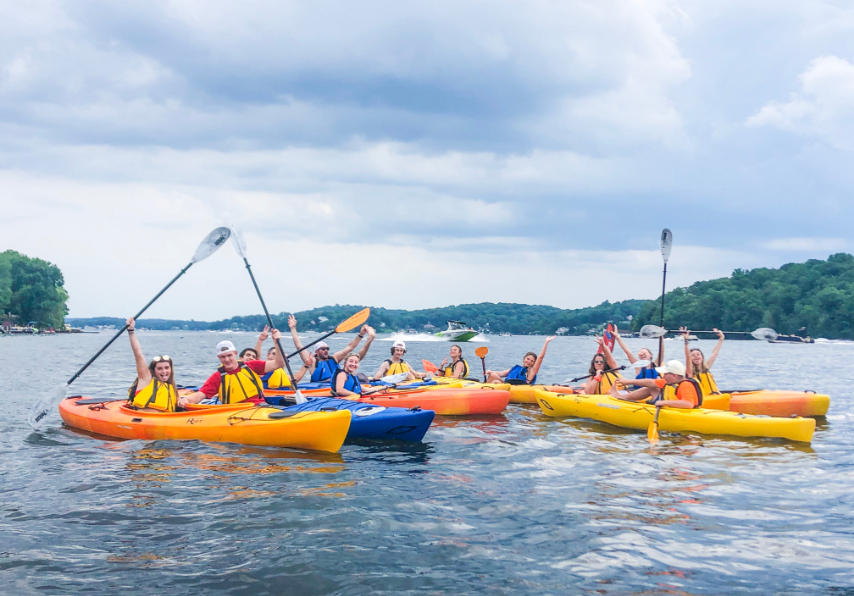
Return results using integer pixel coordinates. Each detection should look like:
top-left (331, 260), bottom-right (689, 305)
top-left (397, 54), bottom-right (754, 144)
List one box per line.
top-left (216, 340), bottom-right (237, 355)
top-left (656, 360), bottom-right (686, 376)
top-left (316, 341), bottom-right (329, 350)
top-left (392, 340), bottom-right (406, 350)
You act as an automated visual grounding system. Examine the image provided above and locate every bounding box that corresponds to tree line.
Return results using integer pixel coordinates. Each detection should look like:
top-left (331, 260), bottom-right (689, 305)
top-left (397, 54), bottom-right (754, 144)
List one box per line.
top-left (0, 251), bottom-right (68, 329)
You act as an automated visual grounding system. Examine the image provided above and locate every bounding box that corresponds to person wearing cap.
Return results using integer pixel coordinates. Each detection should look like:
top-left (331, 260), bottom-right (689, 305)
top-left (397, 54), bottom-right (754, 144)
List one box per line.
top-left (608, 360), bottom-right (703, 409)
top-left (288, 315), bottom-right (376, 383)
top-left (373, 340), bottom-right (428, 381)
top-left (177, 330), bottom-right (290, 407)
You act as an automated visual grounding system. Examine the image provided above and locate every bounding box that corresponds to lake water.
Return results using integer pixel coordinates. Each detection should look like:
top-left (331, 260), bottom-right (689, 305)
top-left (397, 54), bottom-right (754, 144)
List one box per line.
top-left (2, 331), bottom-right (853, 595)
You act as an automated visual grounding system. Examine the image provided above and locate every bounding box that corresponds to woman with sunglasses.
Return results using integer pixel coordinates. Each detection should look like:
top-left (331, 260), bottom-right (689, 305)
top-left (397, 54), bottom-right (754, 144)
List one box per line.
top-left (583, 335), bottom-right (621, 394)
top-left (126, 317), bottom-right (178, 411)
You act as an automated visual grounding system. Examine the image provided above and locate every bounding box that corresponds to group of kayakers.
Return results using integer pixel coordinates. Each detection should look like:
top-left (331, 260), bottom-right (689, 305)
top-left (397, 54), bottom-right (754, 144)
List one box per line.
top-left (125, 312), bottom-right (724, 414)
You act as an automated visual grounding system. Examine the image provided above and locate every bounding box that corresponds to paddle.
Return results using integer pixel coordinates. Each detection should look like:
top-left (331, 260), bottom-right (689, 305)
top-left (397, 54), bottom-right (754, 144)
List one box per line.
top-left (422, 359), bottom-right (439, 374)
top-left (361, 372), bottom-right (412, 397)
top-left (285, 308), bottom-right (371, 360)
top-left (565, 359), bottom-right (651, 383)
top-left (648, 403), bottom-right (662, 444)
top-left (475, 346), bottom-right (488, 382)
top-left (659, 228), bottom-right (672, 328)
top-left (27, 227), bottom-right (232, 429)
top-left (228, 226), bottom-right (307, 404)
top-left (638, 325), bottom-right (778, 341)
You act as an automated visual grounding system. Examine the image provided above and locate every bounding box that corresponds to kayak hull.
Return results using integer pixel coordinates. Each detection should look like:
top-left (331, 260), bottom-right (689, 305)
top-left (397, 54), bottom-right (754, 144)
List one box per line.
top-left (534, 390), bottom-right (815, 443)
top-left (264, 396), bottom-right (435, 442)
top-left (359, 387), bottom-right (510, 415)
top-left (728, 390), bottom-right (830, 417)
top-left (59, 397), bottom-right (351, 453)
top-left (509, 385), bottom-right (573, 404)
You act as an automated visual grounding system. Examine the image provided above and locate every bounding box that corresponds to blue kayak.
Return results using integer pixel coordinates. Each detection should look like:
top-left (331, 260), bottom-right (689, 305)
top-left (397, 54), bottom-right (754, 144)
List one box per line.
top-left (264, 396), bottom-right (435, 442)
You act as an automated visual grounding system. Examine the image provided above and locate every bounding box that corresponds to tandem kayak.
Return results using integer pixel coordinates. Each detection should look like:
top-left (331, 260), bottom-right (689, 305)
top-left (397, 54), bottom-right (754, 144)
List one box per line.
top-left (726, 390), bottom-right (830, 417)
top-left (59, 396), bottom-right (351, 453)
top-left (534, 390), bottom-right (815, 443)
top-left (262, 396), bottom-right (435, 442)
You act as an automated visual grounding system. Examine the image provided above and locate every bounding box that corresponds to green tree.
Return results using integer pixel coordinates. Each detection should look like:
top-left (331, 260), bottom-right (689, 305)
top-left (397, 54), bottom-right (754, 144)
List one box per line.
top-left (0, 250), bottom-right (69, 328)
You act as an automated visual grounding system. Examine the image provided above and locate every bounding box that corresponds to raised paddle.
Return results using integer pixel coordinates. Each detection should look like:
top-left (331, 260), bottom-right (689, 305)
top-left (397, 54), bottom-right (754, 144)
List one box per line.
top-left (285, 308), bottom-right (371, 360)
top-left (565, 359), bottom-right (651, 384)
top-left (28, 227), bottom-right (232, 428)
top-left (648, 403), bottom-right (662, 444)
top-left (475, 346), bottom-right (489, 382)
top-left (639, 325), bottom-right (778, 341)
top-left (659, 228), bottom-right (672, 328)
top-left (228, 226), bottom-right (307, 404)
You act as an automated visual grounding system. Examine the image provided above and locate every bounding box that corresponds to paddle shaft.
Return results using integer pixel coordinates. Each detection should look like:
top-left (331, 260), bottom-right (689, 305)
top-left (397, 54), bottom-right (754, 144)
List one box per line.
top-left (240, 258), bottom-right (301, 391)
top-left (480, 357), bottom-right (487, 383)
top-left (660, 263), bottom-right (667, 328)
top-left (570, 365), bottom-right (627, 383)
top-left (286, 329), bottom-right (337, 360)
top-left (66, 262), bottom-right (194, 386)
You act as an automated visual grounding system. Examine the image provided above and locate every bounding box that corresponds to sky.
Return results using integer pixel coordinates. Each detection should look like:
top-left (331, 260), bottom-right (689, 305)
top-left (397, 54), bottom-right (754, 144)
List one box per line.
top-left (2, 0), bottom-right (852, 321)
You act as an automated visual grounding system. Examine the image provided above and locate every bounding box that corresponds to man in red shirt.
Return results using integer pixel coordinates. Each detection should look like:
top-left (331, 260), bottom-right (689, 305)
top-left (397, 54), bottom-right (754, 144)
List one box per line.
top-left (608, 360), bottom-right (702, 409)
top-left (178, 330), bottom-right (287, 407)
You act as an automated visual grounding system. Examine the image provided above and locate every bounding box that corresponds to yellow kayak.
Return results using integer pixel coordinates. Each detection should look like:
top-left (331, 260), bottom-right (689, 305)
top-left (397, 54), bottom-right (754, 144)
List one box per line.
top-left (510, 384), bottom-right (730, 410)
top-left (534, 390), bottom-right (815, 443)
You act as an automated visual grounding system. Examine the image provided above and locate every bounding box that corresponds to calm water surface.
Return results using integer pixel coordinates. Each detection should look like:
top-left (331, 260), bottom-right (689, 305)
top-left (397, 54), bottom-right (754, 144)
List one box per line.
top-left (1, 332), bottom-right (853, 595)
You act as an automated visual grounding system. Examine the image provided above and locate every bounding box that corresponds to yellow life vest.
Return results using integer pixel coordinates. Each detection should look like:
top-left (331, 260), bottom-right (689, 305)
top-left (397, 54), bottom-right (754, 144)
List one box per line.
top-left (594, 371), bottom-right (621, 394)
top-left (265, 368), bottom-right (292, 389)
top-left (130, 379), bottom-right (176, 412)
top-left (693, 371), bottom-right (719, 395)
top-left (443, 358), bottom-right (470, 378)
top-left (219, 363), bottom-right (265, 404)
top-left (385, 359), bottom-right (412, 377)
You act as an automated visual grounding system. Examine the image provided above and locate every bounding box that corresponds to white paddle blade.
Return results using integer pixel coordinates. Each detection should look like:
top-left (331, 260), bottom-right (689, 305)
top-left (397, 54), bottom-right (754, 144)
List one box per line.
top-left (28, 383), bottom-right (69, 428)
top-left (294, 390), bottom-right (307, 404)
top-left (660, 229), bottom-right (673, 264)
top-left (631, 359), bottom-right (652, 369)
top-left (227, 225), bottom-right (248, 259)
top-left (382, 372), bottom-right (410, 384)
top-left (639, 325), bottom-right (667, 339)
top-left (191, 227), bottom-right (231, 264)
top-left (752, 328), bottom-right (778, 341)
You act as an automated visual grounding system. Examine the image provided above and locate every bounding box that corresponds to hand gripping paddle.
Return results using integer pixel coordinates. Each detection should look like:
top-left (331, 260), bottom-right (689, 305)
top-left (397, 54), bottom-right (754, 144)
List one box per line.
top-left (475, 346), bottom-right (489, 382)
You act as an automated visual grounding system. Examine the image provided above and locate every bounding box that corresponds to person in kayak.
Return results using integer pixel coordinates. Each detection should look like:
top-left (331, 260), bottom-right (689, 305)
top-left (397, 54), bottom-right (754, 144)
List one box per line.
top-left (125, 317), bottom-right (178, 412)
top-left (608, 360), bottom-right (702, 409)
top-left (262, 345), bottom-right (312, 389)
top-left (289, 315), bottom-right (376, 382)
top-left (612, 324), bottom-right (662, 380)
top-left (239, 347), bottom-right (258, 361)
top-left (485, 335), bottom-right (555, 384)
top-left (583, 335), bottom-right (621, 394)
top-left (682, 326), bottom-right (724, 395)
top-left (437, 345), bottom-right (469, 379)
top-left (178, 333), bottom-right (287, 407)
top-left (374, 340), bottom-right (429, 380)
top-left (330, 354), bottom-right (365, 399)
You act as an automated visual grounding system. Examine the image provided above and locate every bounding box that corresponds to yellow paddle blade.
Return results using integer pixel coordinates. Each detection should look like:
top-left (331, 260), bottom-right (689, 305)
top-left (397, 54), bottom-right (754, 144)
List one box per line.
top-left (647, 422), bottom-right (659, 443)
top-left (475, 346), bottom-right (488, 358)
top-left (335, 308), bottom-right (370, 332)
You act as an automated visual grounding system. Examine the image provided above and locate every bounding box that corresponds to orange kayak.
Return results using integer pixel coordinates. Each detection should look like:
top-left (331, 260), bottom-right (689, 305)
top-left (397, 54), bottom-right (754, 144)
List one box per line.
top-left (58, 396), bottom-right (351, 453)
top-left (266, 385), bottom-right (510, 415)
top-left (727, 390), bottom-right (830, 417)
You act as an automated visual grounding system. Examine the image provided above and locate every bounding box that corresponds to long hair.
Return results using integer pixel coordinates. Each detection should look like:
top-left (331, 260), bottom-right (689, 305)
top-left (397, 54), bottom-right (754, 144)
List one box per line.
top-left (690, 348), bottom-right (709, 375)
top-left (588, 354), bottom-right (607, 376)
top-left (128, 357), bottom-right (177, 399)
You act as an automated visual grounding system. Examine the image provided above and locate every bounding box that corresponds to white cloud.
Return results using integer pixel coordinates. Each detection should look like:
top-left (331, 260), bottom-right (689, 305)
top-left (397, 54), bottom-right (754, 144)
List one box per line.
top-left (761, 237), bottom-right (848, 252)
top-left (747, 55), bottom-right (854, 150)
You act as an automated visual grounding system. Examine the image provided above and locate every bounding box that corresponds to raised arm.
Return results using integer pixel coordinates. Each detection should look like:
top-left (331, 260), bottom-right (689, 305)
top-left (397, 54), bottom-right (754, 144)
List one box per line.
top-left (612, 325), bottom-right (637, 363)
top-left (705, 329), bottom-right (725, 369)
top-left (126, 317), bottom-right (151, 385)
top-left (681, 327), bottom-right (693, 377)
top-left (529, 336), bottom-right (556, 380)
top-left (356, 326), bottom-right (376, 361)
top-left (333, 325), bottom-right (368, 363)
top-left (254, 325), bottom-right (269, 357)
top-left (594, 335), bottom-right (618, 369)
top-left (263, 329), bottom-right (287, 373)
top-left (288, 315), bottom-right (310, 366)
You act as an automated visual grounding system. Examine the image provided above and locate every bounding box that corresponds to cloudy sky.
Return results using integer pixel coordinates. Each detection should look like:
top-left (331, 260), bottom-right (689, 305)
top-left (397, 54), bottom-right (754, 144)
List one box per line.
top-left (2, 0), bottom-right (852, 320)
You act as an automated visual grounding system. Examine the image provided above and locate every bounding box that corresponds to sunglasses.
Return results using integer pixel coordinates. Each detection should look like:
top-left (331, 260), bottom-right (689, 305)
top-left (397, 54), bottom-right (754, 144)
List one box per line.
top-left (153, 355), bottom-right (171, 363)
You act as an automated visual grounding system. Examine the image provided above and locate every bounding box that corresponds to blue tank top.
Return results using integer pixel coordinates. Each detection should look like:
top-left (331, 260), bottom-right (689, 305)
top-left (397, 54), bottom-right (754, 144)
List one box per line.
top-left (506, 365), bottom-right (536, 385)
top-left (311, 358), bottom-right (340, 383)
top-left (330, 370), bottom-right (361, 396)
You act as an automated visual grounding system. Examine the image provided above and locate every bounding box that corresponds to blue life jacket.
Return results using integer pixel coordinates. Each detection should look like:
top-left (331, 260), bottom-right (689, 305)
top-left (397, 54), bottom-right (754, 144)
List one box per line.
top-left (311, 358), bottom-right (340, 383)
top-left (506, 365), bottom-right (536, 385)
top-left (636, 366), bottom-right (659, 380)
top-left (330, 370), bottom-right (362, 397)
